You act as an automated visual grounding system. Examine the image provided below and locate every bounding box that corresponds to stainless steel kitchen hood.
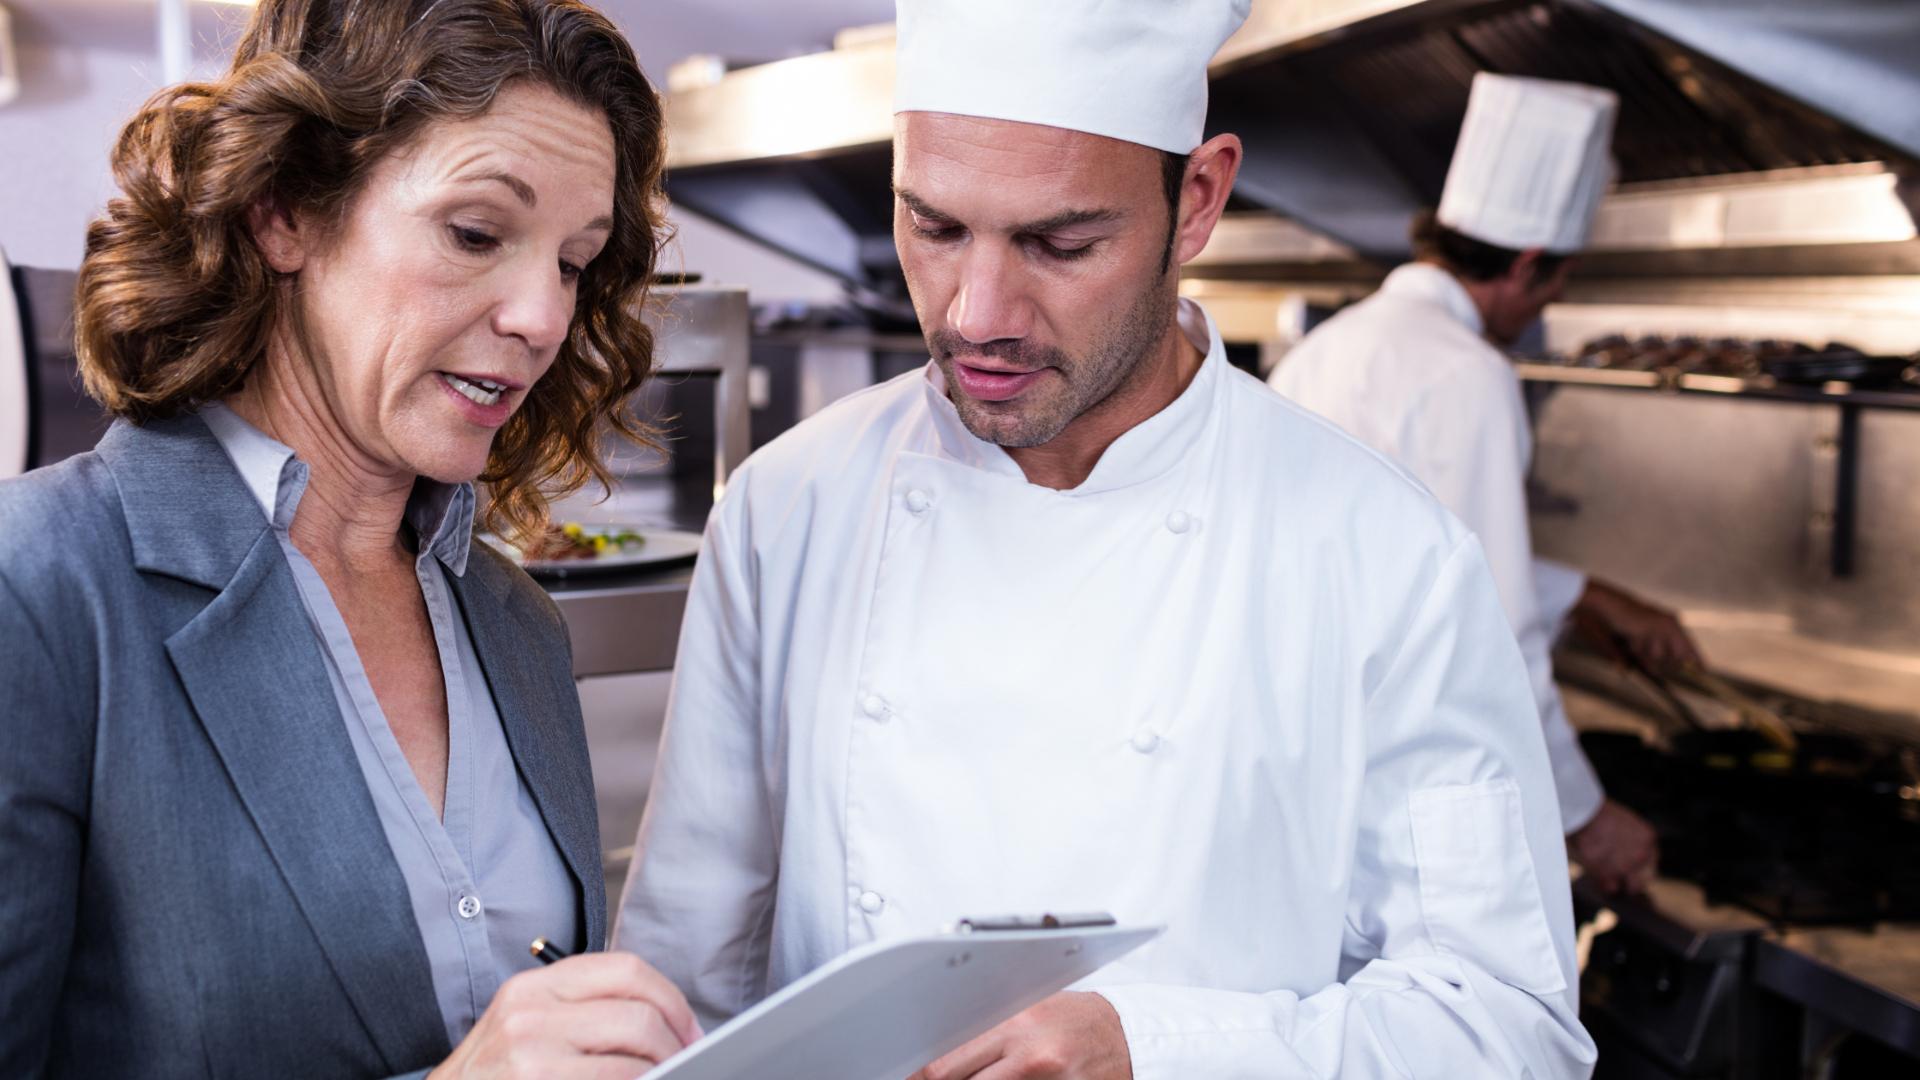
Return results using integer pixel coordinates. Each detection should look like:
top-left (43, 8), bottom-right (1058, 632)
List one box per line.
top-left (659, 0), bottom-right (1920, 297)
top-left (1208, 0), bottom-right (1918, 255)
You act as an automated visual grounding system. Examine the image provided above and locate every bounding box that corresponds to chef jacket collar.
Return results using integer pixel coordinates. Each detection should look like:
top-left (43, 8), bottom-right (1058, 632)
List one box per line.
top-left (920, 297), bottom-right (1222, 496)
top-left (1381, 262), bottom-right (1486, 338)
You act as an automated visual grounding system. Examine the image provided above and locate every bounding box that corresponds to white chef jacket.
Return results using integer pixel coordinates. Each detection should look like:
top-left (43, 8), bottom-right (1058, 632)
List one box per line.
top-left (619, 300), bottom-right (1595, 1079)
top-left (1271, 263), bottom-right (1606, 831)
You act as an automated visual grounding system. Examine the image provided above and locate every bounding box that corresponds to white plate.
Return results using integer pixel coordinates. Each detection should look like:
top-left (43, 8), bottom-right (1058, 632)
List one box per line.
top-left (483, 526), bottom-right (703, 578)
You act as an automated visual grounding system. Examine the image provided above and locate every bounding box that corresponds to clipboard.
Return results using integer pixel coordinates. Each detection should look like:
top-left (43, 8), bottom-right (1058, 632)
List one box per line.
top-left (645, 916), bottom-right (1161, 1080)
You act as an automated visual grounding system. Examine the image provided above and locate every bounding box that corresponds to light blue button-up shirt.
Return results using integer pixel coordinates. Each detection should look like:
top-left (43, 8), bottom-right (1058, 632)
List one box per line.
top-left (200, 404), bottom-right (578, 1049)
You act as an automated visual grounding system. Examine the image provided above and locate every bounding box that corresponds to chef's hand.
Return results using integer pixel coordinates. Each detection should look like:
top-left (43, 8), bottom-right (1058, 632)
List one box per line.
top-left (428, 952), bottom-right (702, 1080)
top-left (908, 991), bottom-right (1132, 1080)
top-left (1569, 799), bottom-right (1659, 895)
top-left (1576, 580), bottom-right (1703, 672)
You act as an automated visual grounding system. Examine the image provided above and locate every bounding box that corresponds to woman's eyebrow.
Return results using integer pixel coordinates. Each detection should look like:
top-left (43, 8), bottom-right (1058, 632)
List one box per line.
top-left (458, 169), bottom-right (612, 232)
top-left (465, 169), bottom-right (539, 207)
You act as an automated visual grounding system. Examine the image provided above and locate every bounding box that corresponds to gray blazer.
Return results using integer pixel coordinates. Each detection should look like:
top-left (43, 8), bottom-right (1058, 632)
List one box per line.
top-left (0, 415), bottom-right (605, 1079)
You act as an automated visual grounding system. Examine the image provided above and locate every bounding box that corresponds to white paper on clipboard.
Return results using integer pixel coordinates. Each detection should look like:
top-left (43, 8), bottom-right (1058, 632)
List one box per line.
top-left (643, 921), bottom-right (1161, 1080)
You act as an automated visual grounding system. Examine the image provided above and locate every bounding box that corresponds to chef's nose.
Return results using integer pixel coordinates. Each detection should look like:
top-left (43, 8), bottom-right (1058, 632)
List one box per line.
top-left (947, 242), bottom-right (1033, 344)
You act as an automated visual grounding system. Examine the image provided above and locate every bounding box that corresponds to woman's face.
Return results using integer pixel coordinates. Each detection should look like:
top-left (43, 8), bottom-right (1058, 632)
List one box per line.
top-left (271, 81), bottom-right (617, 483)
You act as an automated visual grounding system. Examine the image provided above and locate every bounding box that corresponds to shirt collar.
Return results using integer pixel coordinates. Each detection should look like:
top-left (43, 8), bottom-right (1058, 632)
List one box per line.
top-left (1381, 261), bottom-right (1486, 337)
top-left (198, 403), bottom-right (475, 576)
top-left (920, 296), bottom-right (1225, 495)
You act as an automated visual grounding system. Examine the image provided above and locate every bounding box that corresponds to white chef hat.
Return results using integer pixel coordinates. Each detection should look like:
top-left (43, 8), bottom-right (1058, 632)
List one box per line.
top-left (1437, 73), bottom-right (1620, 253)
top-left (893, 0), bottom-right (1252, 154)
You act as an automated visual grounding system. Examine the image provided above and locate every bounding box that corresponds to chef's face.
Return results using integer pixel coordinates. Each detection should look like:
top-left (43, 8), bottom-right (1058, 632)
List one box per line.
top-left (1485, 255), bottom-right (1575, 347)
top-left (257, 81), bottom-right (615, 482)
top-left (892, 112), bottom-right (1179, 448)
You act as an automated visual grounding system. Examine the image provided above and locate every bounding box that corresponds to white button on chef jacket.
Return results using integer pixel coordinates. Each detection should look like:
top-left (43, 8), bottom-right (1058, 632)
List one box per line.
top-left (618, 299), bottom-right (1594, 1078)
top-left (1272, 263), bottom-right (1608, 830)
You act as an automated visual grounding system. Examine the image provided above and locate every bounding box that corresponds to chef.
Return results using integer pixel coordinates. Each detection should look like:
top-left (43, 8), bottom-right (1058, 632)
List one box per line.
top-left (1272, 73), bottom-right (1702, 896)
top-left (617, 3), bottom-right (1595, 1077)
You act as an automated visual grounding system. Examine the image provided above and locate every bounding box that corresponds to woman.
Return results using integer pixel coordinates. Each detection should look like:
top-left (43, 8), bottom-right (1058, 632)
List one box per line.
top-left (0, 1), bottom-right (699, 1076)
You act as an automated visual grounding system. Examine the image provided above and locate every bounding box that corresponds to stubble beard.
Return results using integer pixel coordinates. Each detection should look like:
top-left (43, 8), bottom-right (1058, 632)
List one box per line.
top-left (930, 277), bottom-right (1178, 449)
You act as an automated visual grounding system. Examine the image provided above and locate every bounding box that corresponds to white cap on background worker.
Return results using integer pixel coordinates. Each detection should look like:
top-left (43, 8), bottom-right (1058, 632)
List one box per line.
top-left (1437, 72), bottom-right (1619, 252)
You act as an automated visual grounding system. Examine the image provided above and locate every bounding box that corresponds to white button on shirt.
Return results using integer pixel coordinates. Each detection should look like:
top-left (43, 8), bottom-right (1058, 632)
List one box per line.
top-left (1165, 510), bottom-right (1192, 534)
top-left (861, 694), bottom-right (891, 721)
top-left (905, 489), bottom-right (933, 514)
top-left (1130, 727), bottom-right (1161, 754)
top-left (857, 891), bottom-right (886, 916)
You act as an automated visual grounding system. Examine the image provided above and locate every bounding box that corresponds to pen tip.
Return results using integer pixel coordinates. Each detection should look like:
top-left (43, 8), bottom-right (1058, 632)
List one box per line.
top-left (529, 937), bottom-right (548, 957)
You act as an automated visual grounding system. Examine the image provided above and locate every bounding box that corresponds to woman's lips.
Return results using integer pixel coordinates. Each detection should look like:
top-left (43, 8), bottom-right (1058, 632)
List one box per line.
top-left (434, 371), bottom-right (516, 428)
top-left (952, 363), bottom-right (1047, 402)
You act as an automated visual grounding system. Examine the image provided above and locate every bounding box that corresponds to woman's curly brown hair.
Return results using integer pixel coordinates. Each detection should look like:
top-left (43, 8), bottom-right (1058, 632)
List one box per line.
top-left (74, 0), bottom-right (667, 545)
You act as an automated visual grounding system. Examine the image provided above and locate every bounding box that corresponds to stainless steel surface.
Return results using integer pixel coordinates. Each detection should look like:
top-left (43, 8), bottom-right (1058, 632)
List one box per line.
top-left (663, 34), bottom-right (893, 170)
top-left (657, 2), bottom-right (1920, 292)
top-left (1754, 931), bottom-right (1920, 1059)
top-left (1215, 0), bottom-right (1475, 70)
top-left (1187, 165), bottom-right (1920, 282)
top-left (1528, 384), bottom-right (1920, 655)
top-left (1, 250), bottom-right (28, 479)
top-left (651, 285), bottom-right (752, 499)
top-left (1210, 0), bottom-right (1915, 257)
top-left (1578, 875), bottom-right (1770, 961)
top-left (547, 566), bottom-right (692, 678)
top-left (1513, 362), bottom-right (1664, 390)
top-left (577, 669), bottom-right (672, 899)
top-left (1186, 211), bottom-right (1368, 273)
top-left (1514, 363), bottom-right (1920, 411)
top-left (1595, 0), bottom-right (1920, 167)
top-left (1590, 165), bottom-right (1917, 253)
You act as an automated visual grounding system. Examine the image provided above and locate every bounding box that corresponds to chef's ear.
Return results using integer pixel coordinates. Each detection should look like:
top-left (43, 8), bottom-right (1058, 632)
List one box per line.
top-left (1169, 133), bottom-right (1243, 270)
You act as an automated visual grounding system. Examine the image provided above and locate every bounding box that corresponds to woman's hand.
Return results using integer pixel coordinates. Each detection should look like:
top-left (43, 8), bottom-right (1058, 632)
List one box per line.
top-left (428, 952), bottom-right (702, 1080)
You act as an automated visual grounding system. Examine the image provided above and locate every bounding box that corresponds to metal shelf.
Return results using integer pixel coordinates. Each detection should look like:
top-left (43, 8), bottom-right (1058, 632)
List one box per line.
top-left (1516, 363), bottom-right (1920, 579)
top-left (1513, 363), bottom-right (1920, 412)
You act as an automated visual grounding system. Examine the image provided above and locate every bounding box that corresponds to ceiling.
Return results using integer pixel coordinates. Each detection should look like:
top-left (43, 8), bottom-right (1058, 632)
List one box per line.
top-left (3, 0), bottom-right (896, 82)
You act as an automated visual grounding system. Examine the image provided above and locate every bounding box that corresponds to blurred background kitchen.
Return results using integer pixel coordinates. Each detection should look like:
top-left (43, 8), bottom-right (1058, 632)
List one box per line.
top-left (4, 2), bottom-right (1919, 1076)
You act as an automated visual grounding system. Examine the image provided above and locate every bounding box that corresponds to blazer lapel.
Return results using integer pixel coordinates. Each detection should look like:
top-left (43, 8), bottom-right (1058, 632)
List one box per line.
top-left (166, 528), bottom-right (450, 1071)
top-left (102, 416), bottom-right (447, 1071)
top-left (448, 551), bottom-right (607, 951)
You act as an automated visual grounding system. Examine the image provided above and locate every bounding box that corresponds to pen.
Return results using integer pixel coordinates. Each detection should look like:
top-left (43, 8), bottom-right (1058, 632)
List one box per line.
top-left (529, 937), bottom-right (570, 965)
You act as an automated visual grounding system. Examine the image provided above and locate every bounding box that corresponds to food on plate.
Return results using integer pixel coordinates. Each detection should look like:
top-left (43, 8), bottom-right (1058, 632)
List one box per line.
top-left (529, 521), bottom-right (647, 562)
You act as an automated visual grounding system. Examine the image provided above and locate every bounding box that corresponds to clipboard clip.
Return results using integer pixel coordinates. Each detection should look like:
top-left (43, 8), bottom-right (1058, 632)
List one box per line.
top-left (953, 912), bottom-right (1117, 933)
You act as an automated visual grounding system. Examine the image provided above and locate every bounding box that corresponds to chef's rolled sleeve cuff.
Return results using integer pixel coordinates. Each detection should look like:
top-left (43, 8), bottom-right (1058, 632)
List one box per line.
top-left (1093, 984), bottom-right (1329, 1080)
top-left (1531, 558), bottom-right (1588, 642)
top-left (1554, 745), bottom-right (1606, 833)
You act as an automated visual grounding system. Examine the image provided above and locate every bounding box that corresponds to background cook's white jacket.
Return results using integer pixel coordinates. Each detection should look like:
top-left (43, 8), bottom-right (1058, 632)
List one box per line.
top-left (1270, 264), bottom-right (1607, 831)
top-left (619, 301), bottom-right (1596, 1078)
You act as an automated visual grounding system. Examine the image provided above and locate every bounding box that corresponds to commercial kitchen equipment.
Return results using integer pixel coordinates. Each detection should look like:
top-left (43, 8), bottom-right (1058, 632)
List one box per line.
top-left (650, 2), bottom-right (1920, 1073)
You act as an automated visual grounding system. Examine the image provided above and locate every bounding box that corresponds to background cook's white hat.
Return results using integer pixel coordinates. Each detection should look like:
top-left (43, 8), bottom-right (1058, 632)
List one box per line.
top-left (1437, 73), bottom-right (1620, 253)
top-left (893, 0), bottom-right (1252, 154)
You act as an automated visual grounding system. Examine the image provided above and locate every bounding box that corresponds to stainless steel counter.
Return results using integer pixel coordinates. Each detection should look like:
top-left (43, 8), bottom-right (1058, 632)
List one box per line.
top-left (1757, 926), bottom-right (1920, 1060)
top-left (545, 565), bottom-right (693, 677)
